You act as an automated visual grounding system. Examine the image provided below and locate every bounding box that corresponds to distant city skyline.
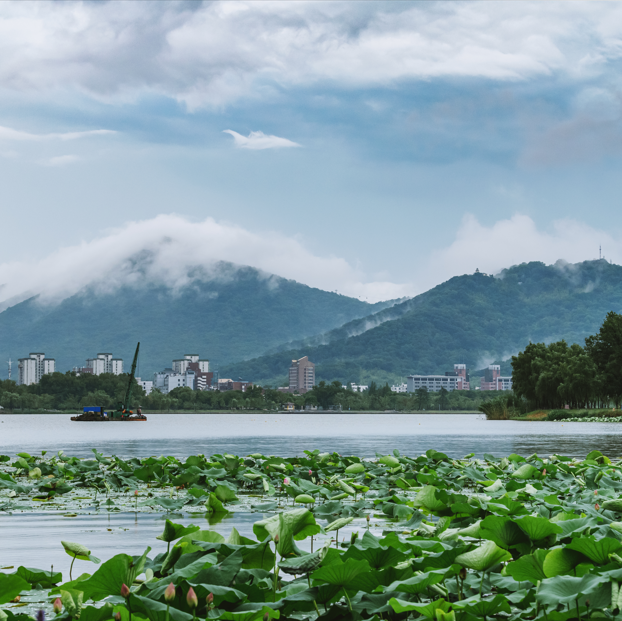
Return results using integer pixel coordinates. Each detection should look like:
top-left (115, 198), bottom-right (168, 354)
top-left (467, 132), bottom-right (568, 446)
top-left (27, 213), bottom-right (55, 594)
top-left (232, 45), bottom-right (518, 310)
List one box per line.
top-left (1, 2), bottom-right (621, 302)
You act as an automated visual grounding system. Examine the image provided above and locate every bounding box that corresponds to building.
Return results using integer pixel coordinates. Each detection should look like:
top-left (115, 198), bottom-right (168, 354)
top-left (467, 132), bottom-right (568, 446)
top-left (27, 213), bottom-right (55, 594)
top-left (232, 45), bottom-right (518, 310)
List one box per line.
top-left (85, 353), bottom-right (123, 376)
top-left (288, 356), bottom-right (315, 394)
top-left (343, 383), bottom-right (368, 393)
top-left (18, 353), bottom-right (55, 386)
top-left (135, 377), bottom-right (154, 396)
top-left (391, 383), bottom-right (408, 393)
top-left (172, 354), bottom-right (209, 375)
top-left (283, 402), bottom-right (295, 412)
top-left (218, 379), bottom-right (252, 392)
top-left (155, 353), bottom-right (213, 393)
top-left (480, 365), bottom-right (513, 391)
top-left (407, 364), bottom-right (471, 393)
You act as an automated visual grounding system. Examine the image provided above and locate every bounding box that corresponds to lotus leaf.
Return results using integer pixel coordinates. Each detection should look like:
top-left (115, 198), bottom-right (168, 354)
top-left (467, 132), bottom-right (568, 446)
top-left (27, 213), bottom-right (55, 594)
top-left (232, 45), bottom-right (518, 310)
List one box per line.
top-left (156, 520), bottom-right (200, 544)
top-left (0, 574), bottom-right (31, 605)
top-left (294, 494), bottom-right (315, 504)
top-left (325, 517), bottom-right (354, 532)
top-left (512, 464), bottom-right (539, 479)
top-left (455, 540), bottom-right (511, 571)
top-left (345, 463), bottom-right (365, 474)
top-left (506, 549), bottom-right (548, 584)
top-left (311, 557), bottom-right (370, 589)
top-left (543, 547), bottom-right (587, 577)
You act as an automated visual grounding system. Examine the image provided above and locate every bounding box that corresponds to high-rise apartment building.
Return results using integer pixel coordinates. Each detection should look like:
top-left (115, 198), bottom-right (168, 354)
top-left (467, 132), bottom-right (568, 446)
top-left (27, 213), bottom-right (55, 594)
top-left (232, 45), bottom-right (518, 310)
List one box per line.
top-left (288, 356), bottom-right (315, 394)
top-left (18, 353), bottom-right (55, 386)
top-left (86, 353), bottom-right (123, 375)
top-left (172, 354), bottom-right (209, 375)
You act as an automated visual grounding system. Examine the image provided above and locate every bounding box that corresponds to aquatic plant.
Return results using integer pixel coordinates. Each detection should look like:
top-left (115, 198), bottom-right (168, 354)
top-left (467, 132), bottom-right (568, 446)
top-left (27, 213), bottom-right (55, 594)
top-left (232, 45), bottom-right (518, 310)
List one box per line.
top-left (7, 448), bottom-right (622, 618)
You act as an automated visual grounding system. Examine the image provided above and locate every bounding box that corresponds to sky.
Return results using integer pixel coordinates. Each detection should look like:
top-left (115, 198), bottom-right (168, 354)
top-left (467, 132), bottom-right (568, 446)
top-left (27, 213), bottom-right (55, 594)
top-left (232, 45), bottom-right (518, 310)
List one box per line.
top-left (2, 1), bottom-right (622, 304)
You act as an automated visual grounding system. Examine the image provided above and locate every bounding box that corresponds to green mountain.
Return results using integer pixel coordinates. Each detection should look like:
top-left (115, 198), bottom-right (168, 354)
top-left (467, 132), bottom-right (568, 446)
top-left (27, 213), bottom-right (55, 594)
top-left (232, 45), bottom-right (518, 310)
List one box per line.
top-left (0, 262), bottom-right (393, 378)
top-left (221, 260), bottom-right (622, 386)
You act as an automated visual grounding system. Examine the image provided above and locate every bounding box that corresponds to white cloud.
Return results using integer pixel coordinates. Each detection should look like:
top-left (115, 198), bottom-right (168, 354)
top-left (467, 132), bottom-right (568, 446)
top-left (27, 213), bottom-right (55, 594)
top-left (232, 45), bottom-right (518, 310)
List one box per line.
top-left (0, 214), bottom-right (413, 310)
top-left (428, 213), bottom-right (619, 285)
top-left (0, 2), bottom-right (620, 107)
top-left (42, 154), bottom-right (80, 167)
top-left (0, 125), bottom-right (115, 141)
top-left (223, 129), bottom-right (300, 150)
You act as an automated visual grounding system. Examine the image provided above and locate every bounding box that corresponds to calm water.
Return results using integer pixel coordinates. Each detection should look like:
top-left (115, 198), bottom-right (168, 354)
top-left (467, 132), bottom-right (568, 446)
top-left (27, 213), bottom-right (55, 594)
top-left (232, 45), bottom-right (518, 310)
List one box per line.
top-left (2, 412), bottom-right (622, 459)
top-left (2, 413), bottom-right (622, 580)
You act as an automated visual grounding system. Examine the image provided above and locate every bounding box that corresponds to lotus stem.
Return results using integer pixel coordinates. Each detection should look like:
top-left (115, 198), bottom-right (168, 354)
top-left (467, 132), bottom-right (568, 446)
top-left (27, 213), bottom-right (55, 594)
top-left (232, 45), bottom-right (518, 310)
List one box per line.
top-left (342, 586), bottom-right (352, 612)
top-left (69, 554), bottom-right (76, 581)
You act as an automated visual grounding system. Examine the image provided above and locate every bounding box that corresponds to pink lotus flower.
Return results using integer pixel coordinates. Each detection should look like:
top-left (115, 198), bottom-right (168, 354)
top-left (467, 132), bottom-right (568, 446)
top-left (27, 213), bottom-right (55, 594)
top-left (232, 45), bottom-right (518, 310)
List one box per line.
top-left (309, 470), bottom-right (312, 475)
top-left (165, 582), bottom-right (176, 603)
top-left (283, 477), bottom-right (290, 485)
top-left (53, 599), bottom-right (62, 615)
top-left (121, 584), bottom-right (130, 598)
top-left (186, 587), bottom-right (198, 609)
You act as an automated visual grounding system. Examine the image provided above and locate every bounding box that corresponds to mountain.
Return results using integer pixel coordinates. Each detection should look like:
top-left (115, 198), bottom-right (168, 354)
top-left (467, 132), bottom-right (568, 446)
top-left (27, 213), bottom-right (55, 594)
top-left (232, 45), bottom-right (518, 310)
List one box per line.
top-left (0, 262), bottom-right (394, 378)
top-left (221, 260), bottom-right (622, 386)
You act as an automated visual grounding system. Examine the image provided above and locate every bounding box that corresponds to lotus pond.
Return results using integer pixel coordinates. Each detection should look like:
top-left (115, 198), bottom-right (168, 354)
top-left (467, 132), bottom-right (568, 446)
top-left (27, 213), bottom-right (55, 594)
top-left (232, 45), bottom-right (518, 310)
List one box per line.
top-left (6, 449), bottom-right (622, 620)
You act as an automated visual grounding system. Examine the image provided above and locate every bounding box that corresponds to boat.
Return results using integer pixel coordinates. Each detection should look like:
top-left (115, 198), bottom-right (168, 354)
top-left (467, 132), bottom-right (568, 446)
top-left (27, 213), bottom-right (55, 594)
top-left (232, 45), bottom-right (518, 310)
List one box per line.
top-left (71, 342), bottom-right (147, 422)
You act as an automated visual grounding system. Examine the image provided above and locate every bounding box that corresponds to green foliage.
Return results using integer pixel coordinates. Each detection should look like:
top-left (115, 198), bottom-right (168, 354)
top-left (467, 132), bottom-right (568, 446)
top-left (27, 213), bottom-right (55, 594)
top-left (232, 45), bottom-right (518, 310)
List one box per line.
top-left (513, 311), bottom-right (622, 410)
top-left (5, 446), bottom-right (622, 619)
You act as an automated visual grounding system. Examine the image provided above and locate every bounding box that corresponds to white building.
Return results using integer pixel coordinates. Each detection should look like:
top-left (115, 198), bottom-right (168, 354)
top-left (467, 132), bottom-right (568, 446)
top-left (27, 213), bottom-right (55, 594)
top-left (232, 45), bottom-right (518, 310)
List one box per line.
top-left (343, 384), bottom-right (368, 393)
top-left (153, 369), bottom-right (196, 394)
top-left (86, 353), bottom-right (123, 375)
top-left (172, 354), bottom-right (209, 374)
top-left (407, 375), bottom-right (460, 393)
top-left (391, 383), bottom-right (408, 393)
top-left (135, 377), bottom-right (153, 396)
top-left (18, 353), bottom-right (55, 386)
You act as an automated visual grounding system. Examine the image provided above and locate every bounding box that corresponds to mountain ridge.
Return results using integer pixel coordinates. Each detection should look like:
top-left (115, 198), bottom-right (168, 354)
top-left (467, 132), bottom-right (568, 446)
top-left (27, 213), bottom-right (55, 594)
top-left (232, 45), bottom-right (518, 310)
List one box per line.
top-left (221, 259), bottom-right (622, 386)
top-left (0, 261), bottom-right (396, 378)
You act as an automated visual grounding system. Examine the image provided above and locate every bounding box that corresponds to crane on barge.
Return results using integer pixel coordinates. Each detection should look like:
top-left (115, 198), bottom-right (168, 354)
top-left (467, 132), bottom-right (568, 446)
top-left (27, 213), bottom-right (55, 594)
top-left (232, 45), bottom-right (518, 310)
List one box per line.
top-left (71, 342), bottom-right (146, 422)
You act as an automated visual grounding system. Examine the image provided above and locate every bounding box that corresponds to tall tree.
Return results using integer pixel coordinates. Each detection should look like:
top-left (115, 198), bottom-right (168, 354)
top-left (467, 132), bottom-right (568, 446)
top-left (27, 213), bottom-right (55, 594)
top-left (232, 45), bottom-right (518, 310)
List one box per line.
top-left (585, 311), bottom-right (622, 407)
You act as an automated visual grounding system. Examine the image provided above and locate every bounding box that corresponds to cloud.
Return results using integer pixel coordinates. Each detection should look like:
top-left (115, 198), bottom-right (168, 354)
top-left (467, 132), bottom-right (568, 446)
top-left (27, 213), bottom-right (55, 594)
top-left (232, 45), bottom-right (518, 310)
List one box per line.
top-left (0, 2), bottom-right (620, 107)
top-left (223, 130), bottom-right (301, 150)
top-left (429, 213), bottom-right (619, 285)
top-left (0, 125), bottom-right (115, 141)
top-left (42, 154), bottom-right (80, 167)
top-left (0, 214), bottom-right (413, 310)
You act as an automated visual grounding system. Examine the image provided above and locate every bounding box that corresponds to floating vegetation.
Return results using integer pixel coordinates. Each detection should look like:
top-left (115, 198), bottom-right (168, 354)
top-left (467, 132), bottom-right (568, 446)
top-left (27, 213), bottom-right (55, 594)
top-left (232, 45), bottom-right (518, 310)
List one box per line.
top-left (5, 448), bottom-right (622, 619)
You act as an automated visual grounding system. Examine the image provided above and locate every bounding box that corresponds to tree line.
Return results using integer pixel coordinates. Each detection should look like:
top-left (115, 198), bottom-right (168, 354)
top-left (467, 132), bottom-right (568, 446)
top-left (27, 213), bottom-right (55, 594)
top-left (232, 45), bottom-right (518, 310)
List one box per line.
top-left (0, 371), bottom-right (500, 412)
top-left (511, 311), bottom-right (622, 410)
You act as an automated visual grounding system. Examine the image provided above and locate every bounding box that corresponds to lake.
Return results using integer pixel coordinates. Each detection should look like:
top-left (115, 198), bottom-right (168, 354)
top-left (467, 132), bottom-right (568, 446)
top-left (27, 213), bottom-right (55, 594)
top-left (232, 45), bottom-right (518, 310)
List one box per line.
top-left (2, 412), bottom-right (622, 587)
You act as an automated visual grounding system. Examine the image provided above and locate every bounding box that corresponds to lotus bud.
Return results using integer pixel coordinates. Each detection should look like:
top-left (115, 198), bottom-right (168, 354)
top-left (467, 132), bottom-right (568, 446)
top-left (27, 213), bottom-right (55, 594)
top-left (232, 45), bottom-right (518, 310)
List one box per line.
top-left (264, 614), bottom-right (270, 621)
top-left (309, 470), bottom-right (312, 475)
top-left (542, 469), bottom-right (546, 476)
top-left (459, 567), bottom-right (467, 581)
top-left (595, 490), bottom-right (598, 495)
top-left (206, 592), bottom-right (214, 606)
top-left (135, 490), bottom-right (139, 496)
top-left (164, 582), bottom-right (176, 602)
top-left (53, 599), bottom-right (62, 614)
top-left (283, 477), bottom-right (290, 485)
top-left (596, 503), bottom-right (600, 511)
top-left (186, 587), bottom-right (198, 609)
top-left (37, 609), bottom-right (45, 621)
top-left (274, 534), bottom-right (279, 543)
top-left (121, 583), bottom-right (130, 598)
top-left (114, 613), bottom-right (121, 621)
